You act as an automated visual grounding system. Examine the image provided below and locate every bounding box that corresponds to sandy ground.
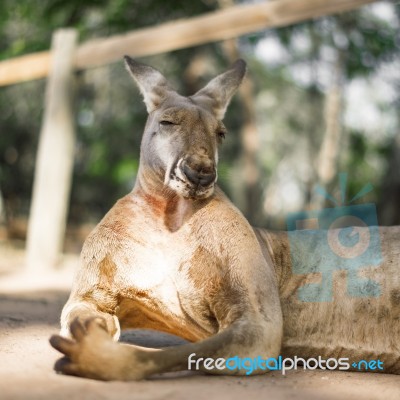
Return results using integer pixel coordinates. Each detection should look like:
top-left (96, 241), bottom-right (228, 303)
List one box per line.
top-left (0, 243), bottom-right (400, 400)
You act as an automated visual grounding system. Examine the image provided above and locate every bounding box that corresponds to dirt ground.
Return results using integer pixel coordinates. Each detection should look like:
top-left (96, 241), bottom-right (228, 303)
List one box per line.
top-left (1, 242), bottom-right (399, 400)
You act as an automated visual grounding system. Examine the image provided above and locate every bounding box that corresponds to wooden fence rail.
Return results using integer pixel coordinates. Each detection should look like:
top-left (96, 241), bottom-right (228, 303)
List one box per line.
top-left (0, 0), bottom-right (377, 87)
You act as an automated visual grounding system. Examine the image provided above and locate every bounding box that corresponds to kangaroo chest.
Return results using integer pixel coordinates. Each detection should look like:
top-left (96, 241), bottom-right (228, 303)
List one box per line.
top-left (113, 221), bottom-right (220, 339)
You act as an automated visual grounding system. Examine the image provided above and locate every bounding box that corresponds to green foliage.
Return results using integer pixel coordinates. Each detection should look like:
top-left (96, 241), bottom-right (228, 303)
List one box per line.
top-left (0, 0), bottom-right (216, 58)
top-left (340, 129), bottom-right (391, 203)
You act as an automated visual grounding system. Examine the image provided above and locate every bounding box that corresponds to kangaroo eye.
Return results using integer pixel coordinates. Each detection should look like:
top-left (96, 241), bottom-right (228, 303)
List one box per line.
top-left (160, 120), bottom-right (175, 126)
top-left (218, 131), bottom-right (226, 140)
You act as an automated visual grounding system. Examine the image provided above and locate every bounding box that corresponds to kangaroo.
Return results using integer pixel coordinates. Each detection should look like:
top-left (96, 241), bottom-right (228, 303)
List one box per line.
top-left (50, 57), bottom-right (400, 380)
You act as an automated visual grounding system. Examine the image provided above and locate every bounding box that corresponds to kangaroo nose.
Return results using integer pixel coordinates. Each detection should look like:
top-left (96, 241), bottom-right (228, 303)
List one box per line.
top-left (182, 159), bottom-right (216, 187)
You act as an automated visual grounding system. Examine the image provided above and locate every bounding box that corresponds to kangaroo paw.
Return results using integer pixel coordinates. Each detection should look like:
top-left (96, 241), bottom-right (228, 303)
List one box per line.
top-left (50, 317), bottom-right (130, 381)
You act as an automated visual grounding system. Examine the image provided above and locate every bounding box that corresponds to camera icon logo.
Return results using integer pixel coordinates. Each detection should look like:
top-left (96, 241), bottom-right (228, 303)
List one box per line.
top-left (286, 174), bottom-right (382, 302)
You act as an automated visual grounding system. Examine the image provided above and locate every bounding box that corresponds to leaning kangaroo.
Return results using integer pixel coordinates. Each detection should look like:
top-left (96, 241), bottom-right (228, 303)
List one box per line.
top-left (50, 58), bottom-right (400, 380)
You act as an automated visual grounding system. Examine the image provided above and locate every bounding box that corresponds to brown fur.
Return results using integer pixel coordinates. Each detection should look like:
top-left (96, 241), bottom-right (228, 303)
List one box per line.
top-left (50, 58), bottom-right (400, 380)
top-left (259, 228), bottom-right (400, 374)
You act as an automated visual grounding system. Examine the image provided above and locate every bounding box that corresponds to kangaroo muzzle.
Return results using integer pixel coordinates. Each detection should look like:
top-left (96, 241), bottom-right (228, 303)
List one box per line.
top-left (181, 156), bottom-right (216, 188)
top-left (168, 154), bottom-right (217, 200)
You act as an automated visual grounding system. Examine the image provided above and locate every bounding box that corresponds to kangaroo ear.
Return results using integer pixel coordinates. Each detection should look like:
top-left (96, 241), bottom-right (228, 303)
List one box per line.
top-left (124, 56), bottom-right (173, 113)
top-left (192, 59), bottom-right (246, 120)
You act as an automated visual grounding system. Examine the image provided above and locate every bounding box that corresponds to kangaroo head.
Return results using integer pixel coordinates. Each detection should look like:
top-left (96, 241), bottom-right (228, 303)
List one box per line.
top-left (124, 56), bottom-right (246, 200)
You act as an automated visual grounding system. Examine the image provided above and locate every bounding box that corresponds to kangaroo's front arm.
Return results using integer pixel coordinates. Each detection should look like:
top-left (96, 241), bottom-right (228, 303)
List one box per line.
top-left (51, 189), bottom-right (283, 380)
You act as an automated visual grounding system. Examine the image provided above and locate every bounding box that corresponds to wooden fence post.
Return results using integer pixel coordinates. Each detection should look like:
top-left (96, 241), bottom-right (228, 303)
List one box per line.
top-left (26, 29), bottom-right (77, 271)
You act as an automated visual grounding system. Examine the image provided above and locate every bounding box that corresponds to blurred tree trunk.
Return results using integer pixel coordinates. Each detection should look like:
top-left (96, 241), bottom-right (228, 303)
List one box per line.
top-left (217, 0), bottom-right (263, 225)
top-left (0, 187), bottom-right (4, 225)
top-left (378, 131), bottom-right (400, 225)
top-left (311, 50), bottom-right (344, 208)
